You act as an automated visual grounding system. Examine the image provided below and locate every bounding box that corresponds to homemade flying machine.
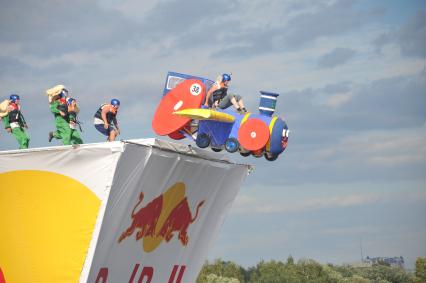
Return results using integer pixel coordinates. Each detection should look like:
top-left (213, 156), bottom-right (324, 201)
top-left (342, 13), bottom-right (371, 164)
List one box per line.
top-left (152, 72), bottom-right (289, 161)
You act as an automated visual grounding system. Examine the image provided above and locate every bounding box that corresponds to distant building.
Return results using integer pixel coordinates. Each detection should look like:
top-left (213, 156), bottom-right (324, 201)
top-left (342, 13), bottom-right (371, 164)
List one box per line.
top-left (364, 256), bottom-right (405, 268)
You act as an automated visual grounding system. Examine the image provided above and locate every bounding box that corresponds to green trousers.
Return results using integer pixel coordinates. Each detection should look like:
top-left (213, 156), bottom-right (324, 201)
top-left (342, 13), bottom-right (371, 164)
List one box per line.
top-left (12, 127), bottom-right (30, 149)
top-left (68, 113), bottom-right (83, 145)
top-left (70, 129), bottom-right (83, 144)
top-left (53, 117), bottom-right (72, 145)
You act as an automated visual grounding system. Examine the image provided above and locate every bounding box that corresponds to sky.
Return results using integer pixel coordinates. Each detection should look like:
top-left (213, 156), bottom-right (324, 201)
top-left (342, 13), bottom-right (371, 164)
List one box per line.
top-left (1, 0), bottom-right (425, 270)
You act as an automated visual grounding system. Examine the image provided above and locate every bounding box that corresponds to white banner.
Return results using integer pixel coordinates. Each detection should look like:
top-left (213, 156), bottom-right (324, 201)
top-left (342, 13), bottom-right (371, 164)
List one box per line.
top-left (87, 143), bottom-right (249, 283)
top-left (0, 139), bottom-right (249, 283)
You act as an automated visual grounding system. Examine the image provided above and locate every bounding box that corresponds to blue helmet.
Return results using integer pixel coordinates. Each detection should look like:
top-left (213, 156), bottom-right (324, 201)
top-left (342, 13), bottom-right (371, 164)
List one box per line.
top-left (59, 88), bottom-right (68, 98)
top-left (111, 99), bottom-right (120, 107)
top-left (9, 94), bottom-right (20, 103)
top-left (222, 73), bottom-right (231, 82)
top-left (66, 98), bottom-right (75, 105)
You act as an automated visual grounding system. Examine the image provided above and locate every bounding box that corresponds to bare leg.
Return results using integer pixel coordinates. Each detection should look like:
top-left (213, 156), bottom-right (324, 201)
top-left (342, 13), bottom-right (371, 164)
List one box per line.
top-left (230, 97), bottom-right (240, 110)
top-left (238, 99), bottom-right (245, 109)
top-left (109, 130), bottom-right (117, 142)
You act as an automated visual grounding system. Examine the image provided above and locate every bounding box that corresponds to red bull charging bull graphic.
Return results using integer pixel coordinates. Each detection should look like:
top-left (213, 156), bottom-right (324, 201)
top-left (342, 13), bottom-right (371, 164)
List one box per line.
top-left (118, 182), bottom-right (205, 252)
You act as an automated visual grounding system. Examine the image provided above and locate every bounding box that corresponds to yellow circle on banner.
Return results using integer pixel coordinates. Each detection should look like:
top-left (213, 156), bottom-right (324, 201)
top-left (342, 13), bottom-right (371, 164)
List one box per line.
top-left (0, 170), bottom-right (100, 283)
top-left (143, 182), bottom-right (185, 252)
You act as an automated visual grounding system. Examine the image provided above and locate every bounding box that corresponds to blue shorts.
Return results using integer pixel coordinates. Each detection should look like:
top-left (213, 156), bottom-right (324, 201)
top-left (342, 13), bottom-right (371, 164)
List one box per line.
top-left (95, 124), bottom-right (114, 136)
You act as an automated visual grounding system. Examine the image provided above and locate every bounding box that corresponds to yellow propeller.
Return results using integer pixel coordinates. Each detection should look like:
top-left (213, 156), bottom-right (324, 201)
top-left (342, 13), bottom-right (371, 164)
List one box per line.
top-left (173, 108), bottom-right (235, 123)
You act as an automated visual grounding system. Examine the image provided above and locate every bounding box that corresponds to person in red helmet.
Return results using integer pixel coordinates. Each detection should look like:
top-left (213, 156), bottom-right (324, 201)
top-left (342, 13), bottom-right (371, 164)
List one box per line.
top-left (204, 73), bottom-right (247, 113)
top-left (93, 99), bottom-right (121, 142)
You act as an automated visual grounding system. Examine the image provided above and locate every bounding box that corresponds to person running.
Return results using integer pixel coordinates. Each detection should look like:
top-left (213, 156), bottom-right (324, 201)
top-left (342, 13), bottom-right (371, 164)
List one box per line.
top-left (93, 99), bottom-right (121, 142)
top-left (48, 87), bottom-right (72, 145)
top-left (66, 97), bottom-right (83, 145)
top-left (204, 73), bottom-right (247, 113)
top-left (2, 94), bottom-right (30, 149)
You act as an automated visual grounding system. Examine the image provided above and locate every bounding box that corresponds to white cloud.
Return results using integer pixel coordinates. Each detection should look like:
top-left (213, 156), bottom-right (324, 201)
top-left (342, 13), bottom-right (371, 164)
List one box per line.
top-left (342, 129), bottom-right (426, 167)
top-left (231, 183), bottom-right (426, 218)
top-left (231, 192), bottom-right (381, 214)
top-left (318, 47), bottom-right (356, 68)
top-left (319, 225), bottom-right (381, 236)
top-left (323, 91), bottom-right (353, 108)
top-left (305, 126), bottom-right (426, 169)
top-left (99, 0), bottom-right (158, 21)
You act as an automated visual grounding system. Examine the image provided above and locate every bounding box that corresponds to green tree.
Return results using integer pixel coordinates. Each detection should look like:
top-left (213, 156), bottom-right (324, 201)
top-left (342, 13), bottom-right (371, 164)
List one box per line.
top-left (343, 275), bottom-right (371, 283)
top-left (249, 260), bottom-right (297, 283)
top-left (322, 264), bottom-right (344, 283)
top-left (197, 259), bottom-right (246, 283)
top-left (330, 264), bottom-right (355, 278)
top-left (352, 264), bottom-right (413, 283)
top-left (206, 274), bottom-right (240, 283)
top-left (197, 257), bottom-right (416, 283)
top-left (295, 258), bottom-right (334, 283)
top-left (415, 257), bottom-right (426, 283)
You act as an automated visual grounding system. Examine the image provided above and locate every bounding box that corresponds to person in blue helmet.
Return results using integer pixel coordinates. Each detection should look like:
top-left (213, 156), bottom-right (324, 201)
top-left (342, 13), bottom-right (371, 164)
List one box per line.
top-left (93, 99), bottom-right (121, 142)
top-left (66, 97), bottom-right (83, 144)
top-left (48, 88), bottom-right (72, 145)
top-left (2, 94), bottom-right (30, 149)
top-left (204, 73), bottom-right (247, 113)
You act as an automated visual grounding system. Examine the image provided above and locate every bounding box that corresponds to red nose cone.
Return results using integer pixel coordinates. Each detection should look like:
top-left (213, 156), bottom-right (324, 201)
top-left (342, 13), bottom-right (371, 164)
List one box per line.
top-left (152, 79), bottom-right (205, 136)
top-left (238, 118), bottom-right (270, 151)
top-left (168, 125), bottom-right (190, 140)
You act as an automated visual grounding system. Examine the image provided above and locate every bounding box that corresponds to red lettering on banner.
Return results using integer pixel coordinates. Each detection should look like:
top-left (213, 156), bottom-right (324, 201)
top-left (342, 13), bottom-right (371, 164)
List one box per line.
top-left (138, 266), bottom-right (153, 283)
top-left (128, 264), bottom-right (140, 283)
top-left (93, 264), bottom-right (185, 282)
top-left (128, 264), bottom-right (153, 283)
top-left (168, 265), bottom-right (186, 283)
top-left (95, 267), bottom-right (109, 283)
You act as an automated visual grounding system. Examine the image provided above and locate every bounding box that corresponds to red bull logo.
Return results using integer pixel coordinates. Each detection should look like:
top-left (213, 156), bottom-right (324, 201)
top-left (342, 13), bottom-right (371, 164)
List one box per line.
top-left (118, 182), bottom-right (205, 252)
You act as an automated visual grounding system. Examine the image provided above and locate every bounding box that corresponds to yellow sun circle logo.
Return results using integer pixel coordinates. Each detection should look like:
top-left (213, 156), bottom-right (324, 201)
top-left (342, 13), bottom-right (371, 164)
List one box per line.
top-left (0, 170), bottom-right (100, 283)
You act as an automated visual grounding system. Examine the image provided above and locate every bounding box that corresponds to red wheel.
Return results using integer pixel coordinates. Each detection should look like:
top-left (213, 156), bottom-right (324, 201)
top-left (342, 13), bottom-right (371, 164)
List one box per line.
top-left (152, 79), bottom-right (205, 136)
top-left (238, 118), bottom-right (270, 151)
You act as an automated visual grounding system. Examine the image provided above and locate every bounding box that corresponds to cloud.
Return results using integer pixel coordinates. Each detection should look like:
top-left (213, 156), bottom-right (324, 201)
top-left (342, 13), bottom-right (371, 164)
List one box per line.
top-left (318, 47), bottom-right (356, 68)
top-left (318, 225), bottom-right (381, 237)
top-left (210, 0), bottom-right (375, 58)
top-left (282, 0), bottom-right (367, 48)
top-left (232, 192), bottom-right (381, 214)
top-left (323, 91), bottom-right (353, 107)
top-left (231, 184), bottom-right (426, 216)
top-left (326, 128), bottom-right (426, 167)
top-left (280, 68), bottom-right (426, 136)
top-left (0, 56), bottom-right (30, 76)
top-left (0, 0), bottom-right (141, 57)
top-left (373, 10), bottom-right (426, 58)
top-left (398, 11), bottom-right (426, 58)
top-left (216, 184), bottom-right (426, 269)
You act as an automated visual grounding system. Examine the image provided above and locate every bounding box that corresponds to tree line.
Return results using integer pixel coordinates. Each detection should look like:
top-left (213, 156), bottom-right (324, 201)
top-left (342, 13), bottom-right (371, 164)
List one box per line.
top-left (197, 257), bottom-right (426, 283)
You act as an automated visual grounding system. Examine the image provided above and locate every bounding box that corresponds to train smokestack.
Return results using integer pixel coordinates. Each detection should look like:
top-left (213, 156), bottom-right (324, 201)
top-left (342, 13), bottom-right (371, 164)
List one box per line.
top-left (259, 91), bottom-right (279, 117)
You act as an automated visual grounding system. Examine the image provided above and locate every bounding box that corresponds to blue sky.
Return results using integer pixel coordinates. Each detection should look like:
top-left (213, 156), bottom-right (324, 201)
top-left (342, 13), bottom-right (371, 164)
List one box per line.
top-left (1, 0), bottom-right (425, 269)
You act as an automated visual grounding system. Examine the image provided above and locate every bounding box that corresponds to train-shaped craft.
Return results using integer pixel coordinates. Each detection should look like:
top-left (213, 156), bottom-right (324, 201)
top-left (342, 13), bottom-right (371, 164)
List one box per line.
top-left (152, 72), bottom-right (289, 161)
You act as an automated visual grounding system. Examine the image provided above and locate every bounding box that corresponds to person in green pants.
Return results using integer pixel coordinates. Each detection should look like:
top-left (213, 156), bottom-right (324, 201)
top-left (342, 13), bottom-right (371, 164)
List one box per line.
top-left (2, 94), bottom-right (30, 149)
top-left (66, 97), bottom-right (83, 144)
top-left (48, 89), bottom-right (71, 145)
